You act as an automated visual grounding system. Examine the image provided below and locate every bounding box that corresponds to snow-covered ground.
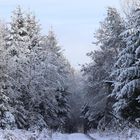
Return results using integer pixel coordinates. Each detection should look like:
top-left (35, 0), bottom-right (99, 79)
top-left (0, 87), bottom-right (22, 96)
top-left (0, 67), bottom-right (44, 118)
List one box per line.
top-left (0, 129), bottom-right (140, 140)
top-left (53, 133), bottom-right (90, 140)
top-left (53, 131), bottom-right (140, 140)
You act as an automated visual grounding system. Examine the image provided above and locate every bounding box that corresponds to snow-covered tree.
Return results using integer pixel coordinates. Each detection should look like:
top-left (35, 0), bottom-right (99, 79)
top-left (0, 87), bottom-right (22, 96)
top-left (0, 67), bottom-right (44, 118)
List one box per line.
top-left (94, 7), bottom-right (125, 54)
top-left (24, 29), bottom-right (72, 131)
top-left (40, 31), bottom-right (71, 131)
top-left (81, 7), bottom-right (125, 130)
top-left (25, 12), bottom-right (41, 50)
top-left (111, 8), bottom-right (140, 124)
top-left (0, 21), bottom-right (17, 129)
top-left (6, 6), bottom-right (30, 129)
top-left (0, 6), bottom-right (76, 132)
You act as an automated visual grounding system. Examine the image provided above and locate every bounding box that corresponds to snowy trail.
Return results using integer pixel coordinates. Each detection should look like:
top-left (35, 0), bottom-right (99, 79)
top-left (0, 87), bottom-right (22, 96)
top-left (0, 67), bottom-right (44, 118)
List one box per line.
top-left (0, 129), bottom-right (139, 140)
top-left (68, 133), bottom-right (93, 140)
top-left (52, 132), bottom-right (138, 140)
top-left (53, 133), bottom-right (96, 140)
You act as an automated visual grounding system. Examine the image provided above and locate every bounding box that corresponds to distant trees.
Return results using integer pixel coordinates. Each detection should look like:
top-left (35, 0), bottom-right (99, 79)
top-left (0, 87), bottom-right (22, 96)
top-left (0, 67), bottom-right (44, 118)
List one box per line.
top-left (66, 72), bottom-right (85, 133)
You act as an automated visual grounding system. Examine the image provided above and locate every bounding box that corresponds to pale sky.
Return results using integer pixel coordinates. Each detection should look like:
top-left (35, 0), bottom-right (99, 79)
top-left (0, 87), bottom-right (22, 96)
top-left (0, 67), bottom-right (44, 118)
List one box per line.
top-left (0, 0), bottom-right (121, 69)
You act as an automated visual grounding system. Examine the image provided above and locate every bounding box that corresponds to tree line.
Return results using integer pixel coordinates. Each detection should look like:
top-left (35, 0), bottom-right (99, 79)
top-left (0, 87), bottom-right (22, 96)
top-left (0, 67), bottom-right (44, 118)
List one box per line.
top-left (0, 6), bottom-right (76, 132)
top-left (81, 1), bottom-right (140, 132)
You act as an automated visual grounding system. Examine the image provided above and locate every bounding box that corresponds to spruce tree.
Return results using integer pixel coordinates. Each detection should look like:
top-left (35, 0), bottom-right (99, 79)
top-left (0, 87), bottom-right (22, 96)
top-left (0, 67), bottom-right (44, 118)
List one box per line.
top-left (111, 8), bottom-right (140, 124)
top-left (81, 7), bottom-right (125, 130)
top-left (6, 6), bottom-right (29, 129)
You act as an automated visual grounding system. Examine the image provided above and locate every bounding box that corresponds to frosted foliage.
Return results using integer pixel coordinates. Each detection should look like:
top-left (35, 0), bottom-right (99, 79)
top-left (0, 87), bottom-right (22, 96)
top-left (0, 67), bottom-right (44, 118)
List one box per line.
top-left (1, 111), bottom-right (16, 129)
top-left (29, 114), bottom-right (47, 131)
top-left (27, 30), bottom-right (71, 130)
top-left (81, 7), bottom-right (125, 130)
top-left (115, 53), bottom-right (134, 68)
top-left (111, 82), bottom-right (124, 97)
top-left (113, 99), bottom-right (127, 113)
top-left (0, 90), bottom-right (16, 129)
top-left (0, 6), bottom-right (72, 131)
top-left (25, 13), bottom-right (41, 49)
top-left (94, 7), bottom-right (124, 52)
top-left (117, 79), bottom-right (140, 99)
top-left (111, 68), bottom-right (125, 78)
top-left (118, 66), bottom-right (140, 82)
top-left (0, 7), bottom-right (70, 129)
top-left (111, 8), bottom-right (140, 120)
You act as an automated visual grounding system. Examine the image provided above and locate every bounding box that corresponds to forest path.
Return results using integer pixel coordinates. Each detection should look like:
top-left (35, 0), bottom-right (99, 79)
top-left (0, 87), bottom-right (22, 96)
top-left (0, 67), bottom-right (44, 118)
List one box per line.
top-left (53, 133), bottom-right (96, 140)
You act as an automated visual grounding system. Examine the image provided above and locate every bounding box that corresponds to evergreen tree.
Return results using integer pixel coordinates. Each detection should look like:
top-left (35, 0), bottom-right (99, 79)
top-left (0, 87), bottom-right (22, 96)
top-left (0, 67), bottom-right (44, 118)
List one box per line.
top-left (43, 30), bottom-right (71, 131)
top-left (111, 8), bottom-right (140, 124)
top-left (81, 7), bottom-right (125, 130)
top-left (0, 21), bottom-right (17, 129)
top-left (5, 6), bottom-right (30, 129)
top-left (0, 6), bottom-right (75, 132)
top-left (26, 29), bottom-right (72, 131)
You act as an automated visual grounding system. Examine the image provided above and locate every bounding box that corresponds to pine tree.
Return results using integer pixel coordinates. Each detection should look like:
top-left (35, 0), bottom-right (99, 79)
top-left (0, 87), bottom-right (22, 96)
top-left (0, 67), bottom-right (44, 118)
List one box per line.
top-left (32, 30), bottom-right (71, 131)
top-left (25, 12), bottom-right (41, 50)
top-left (21, 12), bottom-right (42, 121)
top-left (94, 7), bottom-right (125, 53)
top-left (111, 8), bottom-right (140, 124)
top-left (0, 6), bottom-right (74, 131)
top-left (5, 6), bottom-right (30, 129)
top-left (0, 21), bottom-right (17, 129)
top-left (81, 7), bottom-right (125, 130)
top-left (46, 31), bottom-right (71, 131)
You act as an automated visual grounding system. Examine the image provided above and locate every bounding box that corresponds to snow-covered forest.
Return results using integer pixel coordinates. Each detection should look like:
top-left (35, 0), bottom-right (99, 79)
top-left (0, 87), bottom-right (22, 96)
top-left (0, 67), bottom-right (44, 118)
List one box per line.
top-left (0, 0), bottom-right (140, 139)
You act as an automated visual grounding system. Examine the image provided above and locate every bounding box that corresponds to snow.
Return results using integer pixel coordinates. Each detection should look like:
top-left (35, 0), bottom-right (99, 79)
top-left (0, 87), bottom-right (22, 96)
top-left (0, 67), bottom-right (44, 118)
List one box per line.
top-left (51, 130), bottom-right (140, 140)
top-left (68, 133), bottom-right (89, 140)
top-left (0, 129), bottom-right (139, 140)
top-left (53, 133), bottom-right (89, 140)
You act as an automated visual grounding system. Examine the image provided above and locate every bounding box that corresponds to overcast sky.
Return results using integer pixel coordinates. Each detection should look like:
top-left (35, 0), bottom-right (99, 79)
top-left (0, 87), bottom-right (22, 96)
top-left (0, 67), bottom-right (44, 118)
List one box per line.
top-left (0, 0), bottom-right (121, 69)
